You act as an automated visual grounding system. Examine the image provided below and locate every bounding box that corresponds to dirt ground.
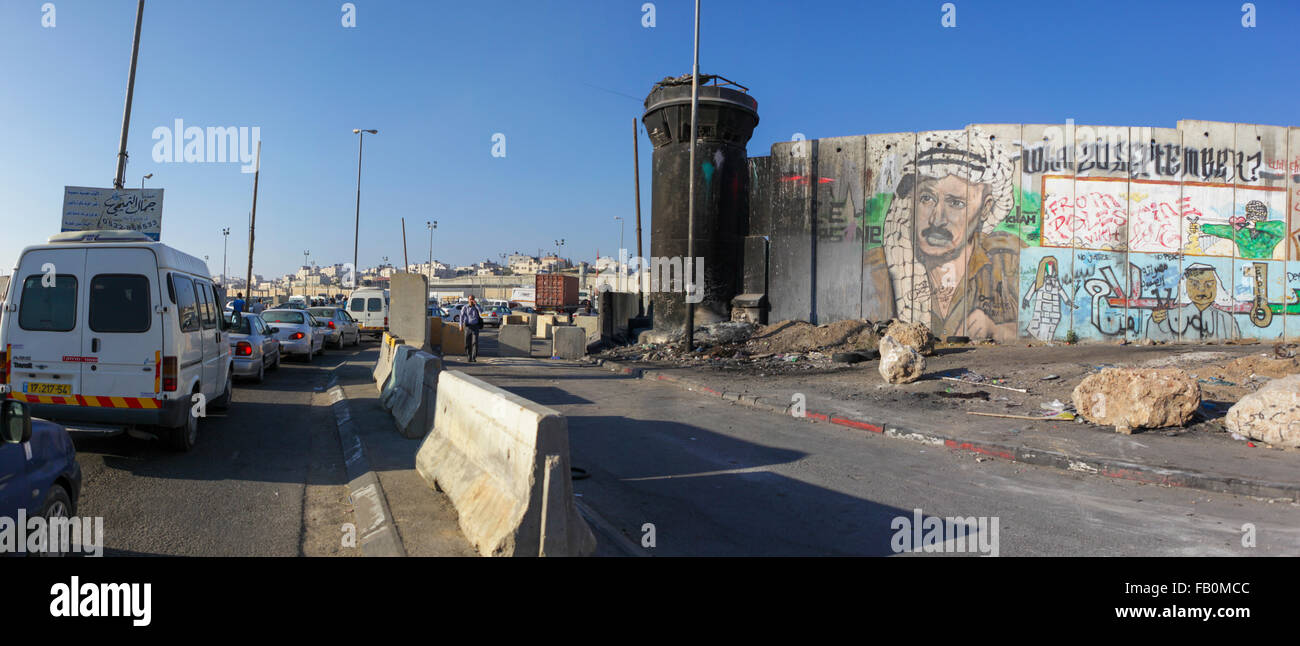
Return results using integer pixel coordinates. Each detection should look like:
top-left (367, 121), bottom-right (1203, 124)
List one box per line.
top-left (596, 330), bottom-right (1299, 449)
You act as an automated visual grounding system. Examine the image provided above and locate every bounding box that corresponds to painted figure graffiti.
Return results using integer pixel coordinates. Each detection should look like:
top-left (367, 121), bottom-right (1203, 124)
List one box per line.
top-left (1021, 256), bottom-right (1070, 341)
top-left (871, 128), bottom-right (1021, 341)
top-left (1194, 199), bottom-right (1284, 260)
top-left (1144, 263), bottom-right (1241, 341)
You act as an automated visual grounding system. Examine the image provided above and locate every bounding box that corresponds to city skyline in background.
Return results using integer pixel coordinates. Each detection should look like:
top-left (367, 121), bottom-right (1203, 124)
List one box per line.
top-left (2, 0), bottom-right (1296, 279)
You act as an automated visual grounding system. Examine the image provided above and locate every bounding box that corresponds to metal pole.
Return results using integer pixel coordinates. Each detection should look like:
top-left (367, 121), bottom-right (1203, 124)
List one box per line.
top-left (685, 0), bottom-right (701, 350)
top-left (353, 132), bottom-right (364, 286)
top-left (245, 141), bottom-right (261, 299)
top-left (401, 217), bottom-right (409, 271)
top-left (427, 222), bottom-right (433, 283)
top-left (222, 228), bottom-right (229, 283)
top-left (113, 0), bottom-right (145, 189)
top-left (634, 117), bottom-right (644, 315)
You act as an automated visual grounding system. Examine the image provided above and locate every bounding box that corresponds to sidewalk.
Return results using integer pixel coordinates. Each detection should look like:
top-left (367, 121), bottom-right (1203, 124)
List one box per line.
top-left (594, 345), bottom-right (1300, 502)
top-left (328, 347), bottom-right (476, 557)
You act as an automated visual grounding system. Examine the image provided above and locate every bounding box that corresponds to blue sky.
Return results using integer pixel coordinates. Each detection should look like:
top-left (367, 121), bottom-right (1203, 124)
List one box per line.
top-left (1, 0), bottom-right (1296, 279)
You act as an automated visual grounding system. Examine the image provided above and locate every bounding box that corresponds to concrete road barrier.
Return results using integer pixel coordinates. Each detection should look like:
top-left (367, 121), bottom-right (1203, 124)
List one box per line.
top-left (373, 333), bottom-right (403, 393)
top-left (573, 315), bottom-right (599, 341)
top-left (441, 322), bottom-right (466, 356)
top-left (505, 314), bottom-right (528, 325)
top-left (534, 315), bottom-right (555, 339)
top-left (498, 324), bottom-right (532, 357)
top-left (428, 317), bottom-right (444, 354)
top-left (380, 346), bottom-right (442, 439)
top-left (415, 371), bottom-right (596, 557)
top-left (552, 326), bottom-right (585, 360)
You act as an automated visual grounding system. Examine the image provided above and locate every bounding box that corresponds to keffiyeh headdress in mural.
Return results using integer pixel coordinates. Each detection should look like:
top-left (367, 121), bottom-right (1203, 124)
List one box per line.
top-left (881, 127), bottom-right (1015, 323)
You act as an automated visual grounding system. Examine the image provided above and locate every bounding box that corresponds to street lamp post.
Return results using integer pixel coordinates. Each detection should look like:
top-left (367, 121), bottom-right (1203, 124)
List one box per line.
top-left (614, 215), bottom-right (624, 271)
top-left (221, 227), bottom-right (230, 283)
top-left (352, 128), bottom-right (378, 287)
top-left (426, 220), bottom-right (438, 284)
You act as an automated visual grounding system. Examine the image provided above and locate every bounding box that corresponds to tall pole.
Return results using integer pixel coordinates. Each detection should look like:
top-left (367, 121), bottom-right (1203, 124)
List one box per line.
top-left (113, 0), bottom-right (145, 190)
top-left (245, 141), bottom-right (261, 298)
top-left (222, 227), bottom-right (230, 283)
top-left (633, 117), bottom-right (644, 315)
top-left (352, 129), bottom-right (377, 287)
top-left (401, 217), bottom-right (409, 271)
top-left (685, 0), bottom-right (701, 350)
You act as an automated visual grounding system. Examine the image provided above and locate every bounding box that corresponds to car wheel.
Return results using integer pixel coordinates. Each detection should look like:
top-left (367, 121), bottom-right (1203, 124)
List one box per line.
top-left (212, 371), bottom-right (233, 410)
top-left (271, 348), bottom-right (281, 371)
top-left (335, 334), bottom-right (345, 350)
top-left (253, 358), bottom-right (265, 384)
top-left (35, 484), bottom-right (73, 557)
top-left (170, 401), bottom-right (199, 452)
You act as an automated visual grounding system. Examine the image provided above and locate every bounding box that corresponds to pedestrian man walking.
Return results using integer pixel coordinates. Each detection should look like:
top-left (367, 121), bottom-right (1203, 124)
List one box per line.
top-left (231, 292), bottom-right (247, 314)
top-left (460, 295), bottom-right (484, 362)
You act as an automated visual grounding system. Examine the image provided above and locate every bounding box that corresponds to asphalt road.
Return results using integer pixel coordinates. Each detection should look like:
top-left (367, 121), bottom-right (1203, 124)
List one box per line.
top-left (458, 329), bottom-right (1300, 557)
top-left (72, 342), bottom-right (367, 557)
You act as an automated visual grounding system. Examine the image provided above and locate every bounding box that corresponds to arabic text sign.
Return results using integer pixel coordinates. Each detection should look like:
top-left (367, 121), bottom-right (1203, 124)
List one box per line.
top-left (61, 186), bottom-right (164, 241)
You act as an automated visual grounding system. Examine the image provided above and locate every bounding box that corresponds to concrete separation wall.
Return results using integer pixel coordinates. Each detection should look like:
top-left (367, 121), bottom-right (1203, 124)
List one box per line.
top-left (389, 272), bottom-right (430, 351)
top-left (415, 370), bottom-right (596, 556)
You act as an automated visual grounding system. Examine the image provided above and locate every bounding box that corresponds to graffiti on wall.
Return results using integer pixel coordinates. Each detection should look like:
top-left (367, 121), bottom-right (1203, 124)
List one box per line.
top-left (758, 122), bottom-right (1300, 343)
top-left (863, 128), bottom-right (1022, 341)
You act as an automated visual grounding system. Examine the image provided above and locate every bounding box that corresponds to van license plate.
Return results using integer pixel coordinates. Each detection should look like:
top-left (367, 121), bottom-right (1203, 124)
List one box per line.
top-left (25, 382), bottom-right (72, 396)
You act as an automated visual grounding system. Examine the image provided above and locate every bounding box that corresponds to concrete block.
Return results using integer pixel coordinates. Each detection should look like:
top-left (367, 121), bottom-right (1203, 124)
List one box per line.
top-left (373, 332), bottom-right (403, 393)
top-left (552, 326), bottom-right (585, 359)
top-left (441, 322), bottom-right (466, 356)
top-left (379, 346), bottom-right (441, 439)
top-left (573, 315), bottom-right (599, 342)
top-left (535, 315), bottom-right (555, 339)
top-left (505, 314), bottom-right (528, 325)
top-left (389, 272), bottom-right (430, 350)
top-left (416, 371), bottom-right (597, 557)
top-left (498, 324), bottom-right (532, 357)
top-left (428, 317), bottom-right (444, 354)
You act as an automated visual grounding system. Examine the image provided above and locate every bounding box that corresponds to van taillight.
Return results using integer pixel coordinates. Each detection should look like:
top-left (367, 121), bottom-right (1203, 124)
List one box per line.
top-left (1, 344), bottom-right (8, 385)
top-left (235, 342), bottom-right (253, 356)
top-left (384, 317), bottom-right (388, 327)
top-left (163, 356), bottom-right (178, 391)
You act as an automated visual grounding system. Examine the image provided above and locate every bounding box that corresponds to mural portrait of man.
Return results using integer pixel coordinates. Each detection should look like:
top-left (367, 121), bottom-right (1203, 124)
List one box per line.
top-left (866, 128), bottom-right (1021, 340)
top-left (1144, 263), bottom-right (1241, 341)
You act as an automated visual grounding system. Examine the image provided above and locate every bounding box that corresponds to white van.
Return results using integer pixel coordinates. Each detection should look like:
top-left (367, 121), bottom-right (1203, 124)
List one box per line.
top-left (0, 230), bottom-right (233, 451)
top-left (347, 287), bottom-right (389, 339)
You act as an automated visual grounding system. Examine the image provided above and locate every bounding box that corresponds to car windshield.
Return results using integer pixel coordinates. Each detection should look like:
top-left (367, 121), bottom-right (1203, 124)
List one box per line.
top-left (225, 313), bottom-right (253, 334)
top-left (262, 311), bottom-right (305, 324)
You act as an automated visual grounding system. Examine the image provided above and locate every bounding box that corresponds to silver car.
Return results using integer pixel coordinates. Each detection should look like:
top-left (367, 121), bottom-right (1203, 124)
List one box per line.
top-left (308, 307), bottom-right (361, 349)
top-left (226, 311), bottom-right (281, 383)
top-left (260, 309), bottom-right (324, 361)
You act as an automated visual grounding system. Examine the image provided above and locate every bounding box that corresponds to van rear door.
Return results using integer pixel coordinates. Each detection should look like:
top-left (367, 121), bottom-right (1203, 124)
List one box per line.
top-left (6, 248), bottom-right (86, 402)
top-left (80, 248), bottom-right (162, 402)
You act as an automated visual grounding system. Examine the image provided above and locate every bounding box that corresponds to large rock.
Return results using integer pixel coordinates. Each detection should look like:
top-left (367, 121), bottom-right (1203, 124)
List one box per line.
top-left (1072, 368), bottom-right (1201, 434)
top-left (878, 335), bottom-right (925, 384)
top-left (883, 321), bottom-right (934, 356)
top-left (1224, 374), bottom-right (1300, 448)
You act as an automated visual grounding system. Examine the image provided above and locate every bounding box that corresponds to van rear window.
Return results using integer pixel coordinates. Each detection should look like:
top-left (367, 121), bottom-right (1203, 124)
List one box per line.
top-left (19, 275), bottom-right (77, 332)
top-left (90, 274), bottom-right (152, 333)
top-left (367, 298), bottom-right (383, 312)
top-left (350, 298), bottom-right (364, 312)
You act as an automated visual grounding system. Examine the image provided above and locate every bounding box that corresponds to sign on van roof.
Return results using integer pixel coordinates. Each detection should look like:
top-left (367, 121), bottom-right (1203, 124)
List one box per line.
top-left (61, 186), bottom-right (164, 241)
